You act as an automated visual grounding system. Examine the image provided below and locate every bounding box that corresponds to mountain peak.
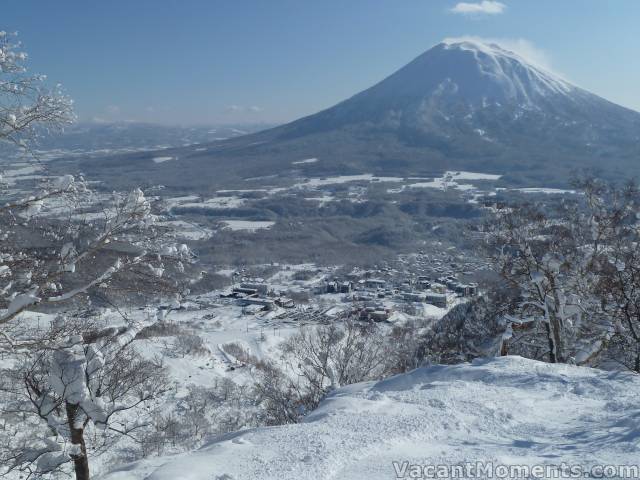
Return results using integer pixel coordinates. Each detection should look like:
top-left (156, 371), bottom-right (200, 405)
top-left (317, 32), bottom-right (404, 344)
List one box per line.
top-left (441, 37), bottom-right (520, 55)
top-left (439, 37), bottom-right (552, 72)
top-left (315, 38), bottom-right (577, 116)
top-left (139, 39), bottom-right (640, 189)
top-left (428, 38), bottom-right (575, 101)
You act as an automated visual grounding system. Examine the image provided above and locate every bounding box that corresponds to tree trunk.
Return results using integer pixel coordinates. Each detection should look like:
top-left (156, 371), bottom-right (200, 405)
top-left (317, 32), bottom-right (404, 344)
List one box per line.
top-left (547, 278), bottom-right (566, 363)
top-left (500, 337), bottom-right (509, 356)
top-left (65, 402), bottom-right (90, 480)
top-left (548, 311), bottom-right (565, 363)
top-left (544, 322), bottom-right (557, 363)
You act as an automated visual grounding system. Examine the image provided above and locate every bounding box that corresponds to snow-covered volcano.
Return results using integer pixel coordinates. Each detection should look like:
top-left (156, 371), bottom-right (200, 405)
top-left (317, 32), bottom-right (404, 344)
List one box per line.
top-left (361, 38), bottom-right (575, 108)
top-left (433, 39), bottom-right (574, 103)
top-left (280, 39), bottom-right (638, 141)
top-left (80, 39), bottom-right (640, 188)
top-left (347, 39), bottom-right (573, 104)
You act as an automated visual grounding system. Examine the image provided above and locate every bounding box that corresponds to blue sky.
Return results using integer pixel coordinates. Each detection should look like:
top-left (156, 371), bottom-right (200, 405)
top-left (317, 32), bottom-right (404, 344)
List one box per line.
top-left (4, 0), bottom-right (640, 125)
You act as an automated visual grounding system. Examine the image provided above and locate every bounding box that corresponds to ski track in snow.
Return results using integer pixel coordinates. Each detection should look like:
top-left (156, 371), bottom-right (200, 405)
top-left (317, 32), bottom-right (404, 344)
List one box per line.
top-left (102, 356), bottom-right (640, 480)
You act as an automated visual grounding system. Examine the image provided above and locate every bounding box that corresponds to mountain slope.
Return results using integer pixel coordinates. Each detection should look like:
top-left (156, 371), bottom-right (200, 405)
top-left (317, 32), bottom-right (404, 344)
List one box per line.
top-left (102, 356), bottom-right (640, 480)
top-left (264, 39), bottom-right (640, 177)
top-left (77, 40), bottom-right (640, 189)
top-left (279, 40), bottom-right (638, 142)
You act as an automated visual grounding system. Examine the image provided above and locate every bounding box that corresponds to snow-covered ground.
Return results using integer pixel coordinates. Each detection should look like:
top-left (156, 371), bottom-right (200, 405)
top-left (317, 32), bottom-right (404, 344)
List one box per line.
top-left (444, 171), bottom-right (502, 181)
top-left (176, 196), bottom-right (247, 210)
top-left (292, 158), bottom-right (319, 165)
top-left (389, 171), bottom-right (502, 194)
top-left (511, 187), bottom-right (576, 195)
top-left (102, 356), bottom-right (640, 480)
top-left (152, 156), bottom-right (175, 164)
top-left (220, 220), bottom-right (275, 231)
top-left (156, 220), bottom-right (214, 240)
top-left (294, 174), bottom-right (404, 189)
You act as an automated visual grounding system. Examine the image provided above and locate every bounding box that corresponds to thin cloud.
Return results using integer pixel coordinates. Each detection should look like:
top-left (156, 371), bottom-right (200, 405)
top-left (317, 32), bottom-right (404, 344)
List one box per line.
top-left (450, 1), bottom-right (506, 15)
top-left (224, 105), bottom-right (263, 114)
top-left (105, 104), bottom-right (121, 115)
top-left (442, 36), bottom-right (561, 76)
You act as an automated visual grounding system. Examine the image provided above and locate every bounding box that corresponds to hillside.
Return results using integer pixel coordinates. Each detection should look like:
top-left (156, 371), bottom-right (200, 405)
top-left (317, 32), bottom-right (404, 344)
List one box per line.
top-left (102, 356), bottom-right (640, 480)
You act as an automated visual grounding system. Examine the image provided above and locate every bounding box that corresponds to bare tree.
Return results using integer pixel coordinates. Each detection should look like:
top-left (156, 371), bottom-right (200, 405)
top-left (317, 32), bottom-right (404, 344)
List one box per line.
top-left (581, 179), bottom-right (640, 372)
top-left (283, 320), bottom-right (388, 398)
top-left (484, 198), bottom-right (610, 365)
top-left (0, 31), bottom-right (193, 479)
top-left (253, 319), bottom-right (391, 424)
top-left (0, 185), bottom-right (190, 479)
top-left (0, 31), bottom-right (74, 151)
top-left (252, 359), bottom-right (307, 426)
top-left (0, 315), bottom-right (167, 479)
top-left (0, 188), bottom-right (190, 480)
top-left (0, 180), bottom-right (192, 343)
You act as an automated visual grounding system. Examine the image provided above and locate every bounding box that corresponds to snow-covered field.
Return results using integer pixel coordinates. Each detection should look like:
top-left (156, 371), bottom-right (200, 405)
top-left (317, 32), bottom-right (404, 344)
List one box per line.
top-left (102, 356), bottom-right (640, 480)
top-left (158, 194), bottom-right (257, 213)
top-left (294, 174), bottom-right (404, 189)
top-left (143, 168), bottom-right (570, 215)
top-left (389, 171), bottom-right (502, 194)
top-left (152, 156), bottom-right (175, 164)
top-left (292, 158), bottom-right (319, 165)
top-left (446, 171), bottom-right (502, 181)
top-left (512, 187), bottom-right (576, 195)
top-left (156, 220), bottom-right (214, 240)
top-left (220, 220), bottom-right (275, 231)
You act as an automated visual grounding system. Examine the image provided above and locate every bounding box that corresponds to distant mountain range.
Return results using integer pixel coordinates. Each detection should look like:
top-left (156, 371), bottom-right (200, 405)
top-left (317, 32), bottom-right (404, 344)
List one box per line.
top-left (0, 122), bottom-right (271, 162)
top-left (75, 40), bottom-right (640, 189)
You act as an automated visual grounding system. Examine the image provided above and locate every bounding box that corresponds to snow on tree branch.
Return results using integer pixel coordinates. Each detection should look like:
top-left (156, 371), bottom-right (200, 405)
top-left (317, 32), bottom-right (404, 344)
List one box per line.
top-left (0, 31), bottom-right (74, 151)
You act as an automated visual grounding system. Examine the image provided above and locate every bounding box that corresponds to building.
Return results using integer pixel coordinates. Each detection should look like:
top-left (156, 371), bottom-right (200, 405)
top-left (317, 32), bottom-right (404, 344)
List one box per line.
top-left (358, 306), bottom-right (390, 322)
top-left (275, 297), bottom-right (295, 308)
top-left (365, 278), bottom-right (386, 290)
top-left (326, 281), bottom-right (338, 294)
top-left (237, 297), bottom-right (275, 311)
top-left (241, 304), bottom-right (265, 315)
top-left (425, 292), bottom-right (447, 308)
top-left (232, 287), bottom-right (258, 296)
top-left (240, 282), bottom-right (269, 295)
top-left (403, 292), bottom-right (424, 303)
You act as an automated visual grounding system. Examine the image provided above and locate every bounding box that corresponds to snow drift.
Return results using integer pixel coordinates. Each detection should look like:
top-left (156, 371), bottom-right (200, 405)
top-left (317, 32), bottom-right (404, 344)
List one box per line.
top-left (102, 356), bottom-right (640, 480)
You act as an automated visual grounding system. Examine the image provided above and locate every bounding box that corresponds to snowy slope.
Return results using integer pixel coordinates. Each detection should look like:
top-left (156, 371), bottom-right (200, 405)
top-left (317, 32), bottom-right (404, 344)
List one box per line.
top-left (345, 38), bottom-right (576, 108)
top-left (102, 356), bottom-right (640, 480)
top-left (282, 38), bottom-right (638, 132)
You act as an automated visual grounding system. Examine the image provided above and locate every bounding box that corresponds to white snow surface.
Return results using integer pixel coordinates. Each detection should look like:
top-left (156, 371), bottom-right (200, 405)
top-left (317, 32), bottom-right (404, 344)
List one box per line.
top-left (292, 158), bottom-right (319, 165)
top-left (177, 196), bottom-right (247, 210)
top-left (295, 174), bottom-right (404, 189)
top-left (152, 156), bottom-right (175, 164)
top-left (102, 356), bottom-right (640, 480)
top-left (391, 171), bottom-right (501, 194)
top-left (220, 220), bottom-right (275, 231)
top-left (445, 170), bottom-right (502, 181)
top-left (441, 38), bottom-right (575, 99)
top-left (156, 220), bottom-right (214, 240)
top-left (514, 187), bottom-right (576, 195)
